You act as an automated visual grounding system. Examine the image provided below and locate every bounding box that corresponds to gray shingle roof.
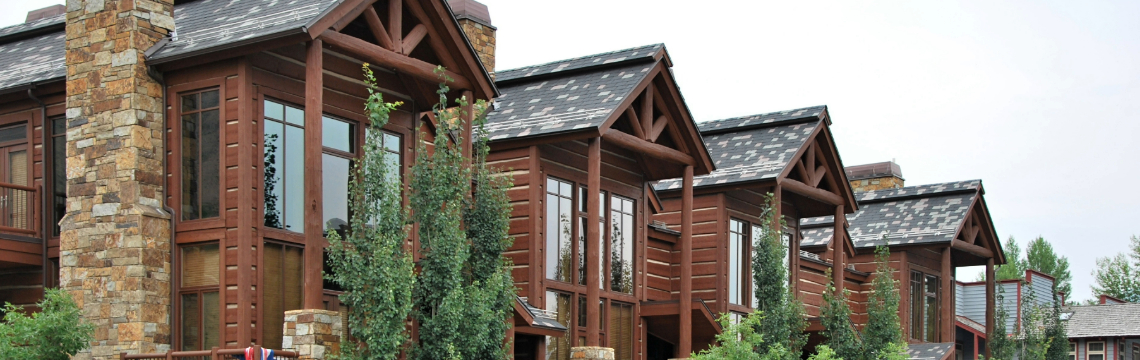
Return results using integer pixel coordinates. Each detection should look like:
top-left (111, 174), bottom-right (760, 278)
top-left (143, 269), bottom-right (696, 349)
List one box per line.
top-left (0, 13), bottom-right (63, 41)
top-left (1064, 303), bottom-right (1140, 338)
top-left (907, 343), bottom-right (954, 360)
top-left (800, 226), bottom-right (834, 247)
top-left (800, 180), bottom-right (982, 249)
top-left (698, 105), bottom-right (826, 135)
top-left (147, 0), bottom-right (341, 61)
top-left (0, 30), bottom-right (66, 92)
top-left (655, 116), bottom-right (820, 191)
top-left (517, 296), bottom-right (568, 333)
top-left (494, 44), bottom-right (662, 83)
top-left (485, 56), bottom-right (655, 141)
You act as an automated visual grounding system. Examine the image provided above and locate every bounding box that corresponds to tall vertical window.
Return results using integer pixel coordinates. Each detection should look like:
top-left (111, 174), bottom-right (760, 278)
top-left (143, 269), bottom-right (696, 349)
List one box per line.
top-left (578, 187), bottom-right (589, 286)
top-left (546, 177), bottom-right (573, 282)
top-left (262, 241), bottom-right (304, 349)
top-left (50, 117), bottom-right (65, 236)
top-left (910, 271), bottom-right (940, 342)
top-left (179, 243), bottom-right (219, 350)
top-left (322, 116), bottom-right (355, 236)
top-left (180, 90), bottom-right (221, 220)
top-left (1070, 343), bottom-right (1077, 360)
top-left (263, 100), bottom-right (305, 232)
top-left (546, 291), bottom-right (572, 360)
top-left (729, 219), bottom-right (746, 305)
top-left (608, 301), bottom-right (634, 360)
top-left (609, 195), bottom-right (634, 294)
top-left (1088, 342), bottom-right (1105, 360)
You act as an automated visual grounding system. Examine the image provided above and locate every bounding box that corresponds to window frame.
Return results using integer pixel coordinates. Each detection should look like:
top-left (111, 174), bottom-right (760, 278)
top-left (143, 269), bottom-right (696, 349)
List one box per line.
top-left (170, 83), bottom-right (227, 232)
top-left (174, 241), bottom-right (222, 351)
top-left (910, 269), bottom-right (941, 342)
top-left (178, 88), bottom-right (223, 222)
top-left (728, 218), bottom-right (749, 306)
top-left (1088, 341), bottom-right (1106, 360)
top-left (260, 97), bottom-right (308, 235)
top-left (258, 239), bottom-right (305, 350)
top-left (48, 116), bottom-right (66, 237)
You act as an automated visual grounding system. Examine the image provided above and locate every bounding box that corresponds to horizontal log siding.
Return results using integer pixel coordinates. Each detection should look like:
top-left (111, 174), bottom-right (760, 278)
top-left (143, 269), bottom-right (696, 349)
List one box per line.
top-left (487, 147), bottom-right (534, 299)
top-left (654, 194), bottom-right (721, 308)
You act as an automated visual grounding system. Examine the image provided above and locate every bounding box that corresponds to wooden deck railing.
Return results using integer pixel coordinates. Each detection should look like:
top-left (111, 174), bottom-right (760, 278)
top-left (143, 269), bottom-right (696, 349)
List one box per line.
top-left (121, 346), bottom-right (299, 360)
top-left (0, 182), bottom-right (38, 237)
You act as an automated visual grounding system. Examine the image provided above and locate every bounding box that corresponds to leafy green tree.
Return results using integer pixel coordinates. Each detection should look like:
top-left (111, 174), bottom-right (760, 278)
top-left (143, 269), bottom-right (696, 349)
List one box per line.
top-left (325, 64), bottom-right (416, 360)
top-left (984, 237), bottom-right (1027, 282)
top-left (1091, 236), bottom-right (1140, 302)
top-left (0, 289), bottom-right (95, 360)
top-left (863, 247), bottom-right (906, 360)
top-left (751, 194), bottom-right (807, 359)
top-left (988, 289), bottom-right (1016, 360)
top-left (692, 312), bottom-right (781, 360)
top-left (1043, 300), bottom-right (1068, 360)
top-left (820, 272), bottom-right (861, 360)
top-left (1026, 237), bottom-right (1072, 296)
top-left (411, 70), bottom-right (515, 360)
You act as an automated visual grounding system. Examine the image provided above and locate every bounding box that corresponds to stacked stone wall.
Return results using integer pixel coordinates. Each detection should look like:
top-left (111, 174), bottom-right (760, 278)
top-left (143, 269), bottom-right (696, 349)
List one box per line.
top-left (283, 309), bottom-right (342, 360)
top-left (62, 0), bottom-right (176, 358)
top-left (457, 19), bottom-right (496, 73)
top-left (850, 176), bottom-right (904, 193)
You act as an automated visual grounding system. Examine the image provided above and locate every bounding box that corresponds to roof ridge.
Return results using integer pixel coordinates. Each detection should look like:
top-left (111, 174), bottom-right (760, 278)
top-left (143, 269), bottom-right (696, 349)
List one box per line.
top-left (496, 43), bottom-right (664, 75)
top-left (0, 13), bottom-right (66, 44)
top-left (0, 13), bottom-right (65, 33)
top-left (700, 105), bottom-right (828, 125)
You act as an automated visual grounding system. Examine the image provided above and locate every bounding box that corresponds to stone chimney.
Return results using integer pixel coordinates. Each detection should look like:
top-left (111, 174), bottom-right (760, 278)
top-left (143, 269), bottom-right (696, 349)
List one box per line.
top-left (26, 4), bottom-right (65, 23)
top-left (63, 0), bottom-right (176, 358)
top-left (845, 161), bottom-right (905, 193)
top-left (448, 0), bottom-right (496, 74)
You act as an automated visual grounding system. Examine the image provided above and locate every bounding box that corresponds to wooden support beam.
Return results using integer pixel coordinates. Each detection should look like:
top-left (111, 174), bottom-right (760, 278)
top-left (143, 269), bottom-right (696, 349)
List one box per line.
top-left (794, 159), bottom-right (810, 184)
top-left (235, 58), bottom-right (254, 346)
top-left (303, 40), bottom-right (325, 310)
top-left (832, 205), bottom-right (845, 296)
top-left (952, 239), bottom-right (994, 259)
top-left (402, 24), bottom-right (428, 55)
top-left (679, 165), bottom-right (694, 357)
top-left (389, 0), bottom-right (402, 49)
top-left (985, 257), bottom-right (995, 359)
top-left (601, 129), bottom-right (695, 166)
top-left (624, 107), bottom-right (646, 140)
top-left (402, 0), bottom-right (461, 72)
top-left (311, 0), bottom-right (378, 35)
top-left (648, 115), bottom-right (668, 142)
top-left (362, 6), bottom-right (395, 51)
top-left (815, 142), bottom-right (840, 192)
top-left (941, 246), bottom-right (954, 342)
top-left (641, 84), bottom-right (654, 139)
top-left (320, 31), bottom-right (472, 90)
top-left (586, 137), bottom-right (602, 346)
top-left (781, 178), bottom-right (845, 206)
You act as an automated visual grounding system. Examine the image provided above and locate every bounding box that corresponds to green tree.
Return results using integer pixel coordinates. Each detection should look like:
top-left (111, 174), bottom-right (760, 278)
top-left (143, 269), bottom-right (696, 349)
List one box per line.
top-left (1043, 300), bottom-right (1068, 360)
top-left (1025, 237), bottom-right (1072, 296)
top-left (862, 247), bottom-right (906, 360)
top-left (819, 272), bottom-right (861, 360)
top-left (0, 289), bottom-right (95, 360)
top-left (411, 70), bottom-right (515, 360)
top-left (988, 289), bottom-right (1015, 360)
top-left (987, 237), bottom-right (1027, 282)
top-left (751, 194), bottom-right (807, 359)
top-left (692, 312), bottom-right (780, 360)
top-left (325, 64), bottom-right (416, 360)
top-left (1091, 236), bottom-right (1140, 302)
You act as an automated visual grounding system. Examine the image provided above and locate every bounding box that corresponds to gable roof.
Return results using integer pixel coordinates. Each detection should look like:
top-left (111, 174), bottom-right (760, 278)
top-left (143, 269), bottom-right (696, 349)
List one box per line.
top-left (654, 106), bottom-right (827, 191)
top-left (801, 180), bottom-right (983, 248)
top-left (484, 44), bottom-right (663, 141)
top-left (1065, 303), bottom-right (1140, 338)
top-left (146, 0), bottom-right (341, 62)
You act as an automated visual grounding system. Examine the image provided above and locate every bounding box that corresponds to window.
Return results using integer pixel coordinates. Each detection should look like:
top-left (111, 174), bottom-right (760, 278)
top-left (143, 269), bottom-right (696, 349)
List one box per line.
top-left (262, 241), bottom-right (304, 350)
top-left (1088, 342), bottom-right (1106, 360)
top-left (546, 177), bottom-right (573, 282)
top-left (263, 99), bottom-right (305, 232)
top-left (608, 301), bottom-right (634, 360)
top-left (1131, 344), bottom-right (1138, 360)
top-left (322, 116), bottom-right (356, 235)
top-left (1070, 342), bottom-right (1077, 360)
top-left (50, 116), bottom-right (65, 236)
top-left (609, 196), bottom-right (634, 294)
top-left (180, 89), bottom-right (221, 220)
top-left (0, 124), bottom-right (30, 231)
top-left (578, 187), bottom-right (589, 286)
top-left (729, 219), bottom-right (747, 305)
top-left (910, 271), bottom-right (940, 342)
top-left (179, 243), bottom-right (219, 351)
top-left (546, 291), bottom-right (572, 360)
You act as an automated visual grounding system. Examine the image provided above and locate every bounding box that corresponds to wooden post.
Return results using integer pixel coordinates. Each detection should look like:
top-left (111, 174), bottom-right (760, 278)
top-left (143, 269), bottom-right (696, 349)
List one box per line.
top-left (832, 205), bottom-right (844, 295)
top-left (236, 58), bottom-right (254, 346)
top-left (678, 165), bottom-right (694, 357)
top-left (303, 39), bottom-right (325, 310)
top-left (586, 137), bottom-right (602, 345)
top-left (985, 257), bottom-right (995, 359)
top-left (942, 246), bottom-right (953, 342)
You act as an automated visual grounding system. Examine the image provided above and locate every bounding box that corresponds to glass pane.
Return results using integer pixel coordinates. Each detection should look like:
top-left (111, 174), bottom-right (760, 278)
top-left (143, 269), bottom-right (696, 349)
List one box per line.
top-left (545, 291), bottom-right (571, 360)
top-left (1092, 355), bottom-right (1105, 360)
top-left (263, 122), bottom-right (284, 229)
top-left (52, 116), bottom-right (66, 135)
top-left (200, 109), bottom-right (220, 219)
top-left (911, 272), bottom-right (923, 339)
top-left (383, 132), bottom-right (400, 153)
top-left (180, 293), bottom-right (200, 350)
top-left (610, 197), bottom-right (633, 294)
top-left (1091, 343), bottom-right (1105, 352)
top-left (546, 192), bottom-right (559, 280)
top-left (284, 125), bottom-right (305, 232)
top-left (181, 113), bottom-right (199, 220)
top-left (323, 154), bottom-right (351, 235)
top-left (285, 105), bottom-right (305, 126)
top-left (52, 133), bottom-right (65, 236)
top-left (579, 187), bottom-right (587, 212)
top-left (201, 90), bottom-right (219, 109)
top-left (384, 151), bottom-right (400, 183)
top-left (181, 243), bottom-right (219, 287)
top-left (285, 246), bottom-right (304, 310)
top-left (264, 100), bottom-right (284, 120)
top-left (558, 196), bottom-right (572, 282)
top-left (263, 243), bottom-right (283, 349)
top-left (578, 217), bottom-right (587, 286)
top-left (182, 94), bottom-right (198, 112)
top-left (729, 220), bottom-right (741, 305)
top-left (577, 295), bottom-right (586, 327)
top-left (608, 302), bottom-right (633, 360)
top-left (202, 291), bottom-right (219, 349)
top-left (322, 116), bottom-right (354, 153)
top-left (0, 125), bottom-right (25, 143)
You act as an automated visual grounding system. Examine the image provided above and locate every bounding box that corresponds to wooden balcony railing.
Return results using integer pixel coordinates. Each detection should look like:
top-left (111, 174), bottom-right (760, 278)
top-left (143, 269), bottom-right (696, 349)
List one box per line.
top-left (0, 182), bottom-right (38, 239)
top-left (121, 346), bottom-right (299, 360)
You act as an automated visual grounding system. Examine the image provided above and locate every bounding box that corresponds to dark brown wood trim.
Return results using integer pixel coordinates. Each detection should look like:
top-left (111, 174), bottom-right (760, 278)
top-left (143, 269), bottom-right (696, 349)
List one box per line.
top-left (678, 165), bottom-right (693, 355)
top-left (303, 40), bottom-right (325, 309)
top-left (585, 137), bottom-right (601, 345)
top-left (781, 177), bottom-right (844, 206)
top-left (319, 31), bottom-right (472, 91)
top-left (601, 129), bottom-right (695, 166)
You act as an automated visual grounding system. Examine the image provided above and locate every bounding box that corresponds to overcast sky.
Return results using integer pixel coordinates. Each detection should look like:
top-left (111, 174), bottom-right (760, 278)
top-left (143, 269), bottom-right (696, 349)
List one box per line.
top-left (5, 1), bottom-right (1138, 301)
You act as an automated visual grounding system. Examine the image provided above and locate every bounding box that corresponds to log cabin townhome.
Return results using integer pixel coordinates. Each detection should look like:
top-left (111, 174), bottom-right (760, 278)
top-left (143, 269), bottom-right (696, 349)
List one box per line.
top-left (482, 44), bottom-right (717, 360)
top-left (800, 163), bottom-right (1007, 360)
top-left (651, 105), bottom-right (861, 356)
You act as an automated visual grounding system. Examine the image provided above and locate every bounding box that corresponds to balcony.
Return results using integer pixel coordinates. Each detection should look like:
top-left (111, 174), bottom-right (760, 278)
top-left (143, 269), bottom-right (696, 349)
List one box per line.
top-left (0, 181), bottom-right (43, 268)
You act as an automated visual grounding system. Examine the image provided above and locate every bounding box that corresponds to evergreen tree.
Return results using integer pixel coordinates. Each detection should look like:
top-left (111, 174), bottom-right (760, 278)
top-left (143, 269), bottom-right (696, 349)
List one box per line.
top-left (325, 64), bottom-right (416, 360)
top-left (1025, 237), bottom-right (1073, 296)
top-left (1091, 236), bottom-right (1140, 302)
top-left (751, 194), bottom-right (807, 359)
top-left (863, 247), bottom-right (906, 360)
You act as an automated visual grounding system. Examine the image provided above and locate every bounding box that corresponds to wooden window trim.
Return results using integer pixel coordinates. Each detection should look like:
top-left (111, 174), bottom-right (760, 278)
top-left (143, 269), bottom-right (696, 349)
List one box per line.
top-left (167, 80), bottom-right (227, 232)
top-left (257, 239), bottom-right (305, 350)
top-left (172, 241), bottom-right (223, 351)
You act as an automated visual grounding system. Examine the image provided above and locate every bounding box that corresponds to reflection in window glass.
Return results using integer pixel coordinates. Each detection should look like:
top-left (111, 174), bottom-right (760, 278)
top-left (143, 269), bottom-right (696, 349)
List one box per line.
top-left (546, 177), bottom-right (573, 282)
top-left (322, 116), bottom-right (354, 153)
top-left (263, 100), bottom-right (304, 232)
top-left (322, 154), bottom-right (351, 234)
top-left (609, 196), bottom-right (634, 294)
top-left (608, 301), bottom-right (634, 360)
top-left (181, 89), bottom-right (221, 220)
top-left (729, 219), bottom-right (745, 305)
top-left (51, 117), bottom-right (65, 236)
top-left (545, 291), bottom-right (572, 360)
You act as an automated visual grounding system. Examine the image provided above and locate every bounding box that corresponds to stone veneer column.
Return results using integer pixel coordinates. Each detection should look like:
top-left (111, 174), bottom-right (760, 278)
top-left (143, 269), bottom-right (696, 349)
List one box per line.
top-left (283, 309), bottom-right (343, 360)
top-left (62, 0), bottom-right (176, 359)
top-left (571, 346), bottom-right (615, 360)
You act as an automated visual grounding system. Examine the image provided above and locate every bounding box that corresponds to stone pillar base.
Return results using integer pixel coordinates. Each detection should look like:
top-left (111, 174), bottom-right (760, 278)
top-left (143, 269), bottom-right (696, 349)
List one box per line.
top-left (283, 309), bottom-right (342, 360)
top-left (571, 346), bottom-right (614, 360)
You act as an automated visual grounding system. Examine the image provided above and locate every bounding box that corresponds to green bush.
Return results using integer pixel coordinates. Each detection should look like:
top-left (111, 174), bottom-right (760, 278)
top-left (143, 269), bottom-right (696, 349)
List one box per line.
top-left (0, 288), bottom-right (94, 360)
